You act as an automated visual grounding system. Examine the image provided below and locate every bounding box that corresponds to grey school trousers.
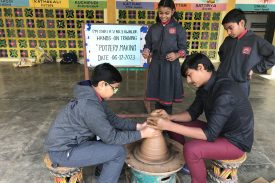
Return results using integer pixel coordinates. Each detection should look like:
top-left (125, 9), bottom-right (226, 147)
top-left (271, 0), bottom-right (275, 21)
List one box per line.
top-left (48, 141), bottom-right (126, 183)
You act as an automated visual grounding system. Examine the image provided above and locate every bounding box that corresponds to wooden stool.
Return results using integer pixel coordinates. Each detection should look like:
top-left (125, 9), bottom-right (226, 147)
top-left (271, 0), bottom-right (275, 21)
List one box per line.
top-left (43, 154), bottom-right (84, 183)
top-left (207, 153), bottom-right (247, 183)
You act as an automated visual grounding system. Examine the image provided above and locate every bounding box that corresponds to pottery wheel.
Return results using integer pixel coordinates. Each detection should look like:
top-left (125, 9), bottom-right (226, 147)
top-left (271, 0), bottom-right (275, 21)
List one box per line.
top-left (125, 138), bottom-right (184, 174)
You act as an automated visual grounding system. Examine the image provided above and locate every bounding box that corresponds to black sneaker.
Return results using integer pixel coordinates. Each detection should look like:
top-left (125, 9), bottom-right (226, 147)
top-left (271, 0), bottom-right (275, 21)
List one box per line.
top-left (95, 165), bottom-right (102, 177)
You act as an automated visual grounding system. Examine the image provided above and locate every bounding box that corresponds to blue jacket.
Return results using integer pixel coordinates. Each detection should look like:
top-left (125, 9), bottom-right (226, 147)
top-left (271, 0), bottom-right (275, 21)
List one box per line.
top-left (44, 80), bottom-right (141, 152)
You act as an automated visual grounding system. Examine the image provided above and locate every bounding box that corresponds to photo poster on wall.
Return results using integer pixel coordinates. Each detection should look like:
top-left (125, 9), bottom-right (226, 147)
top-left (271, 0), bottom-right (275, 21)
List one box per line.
top-left (85, 24), bottom-right (148, 68)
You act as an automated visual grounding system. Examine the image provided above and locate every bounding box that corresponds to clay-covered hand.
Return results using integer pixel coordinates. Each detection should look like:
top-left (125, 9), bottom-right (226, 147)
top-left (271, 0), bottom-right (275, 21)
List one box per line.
top-left (166, 52), bottom-right (179, 62)
top-left (142, 48), bottom-right (150, 59)
top-left (150, 109), bottom-right (170, 119)
top-left (140, 126), bottom-right (161, 138)
top-left (147, 116), bottom-right (170, 130)
top-left (136, 122), bottom-right (147, 130)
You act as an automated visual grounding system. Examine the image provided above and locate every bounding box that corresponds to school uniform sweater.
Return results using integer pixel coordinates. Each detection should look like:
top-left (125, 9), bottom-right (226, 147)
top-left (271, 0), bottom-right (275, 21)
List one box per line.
top-left (44, 80), bottom-right (141, 152)
top-left (144, 18), bottom-right (187, 105)
top-left (217, 30), bottom-right (275, 82)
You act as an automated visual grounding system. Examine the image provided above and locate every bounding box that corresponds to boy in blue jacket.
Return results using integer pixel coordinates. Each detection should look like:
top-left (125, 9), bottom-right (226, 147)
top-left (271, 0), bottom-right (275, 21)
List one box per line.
top-left (217, 8), bottom-right (275, 96)
top-left (44, 63), bottom-right (160, 183)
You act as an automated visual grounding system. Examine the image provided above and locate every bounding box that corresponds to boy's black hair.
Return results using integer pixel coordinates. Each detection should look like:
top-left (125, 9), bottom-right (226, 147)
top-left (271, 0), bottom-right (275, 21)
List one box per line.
top-left (156, 0), bottom-right (180, 22)
top-left (222, 8), bottom-right (247, 25)
top-left (90, 63), bottom-right (122, 86)
top-left (181, 53), bottom-right (215, 78)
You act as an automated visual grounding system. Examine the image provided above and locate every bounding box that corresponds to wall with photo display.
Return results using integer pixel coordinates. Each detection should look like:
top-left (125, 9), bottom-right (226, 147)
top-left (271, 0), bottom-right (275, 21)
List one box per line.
top-left (0, 0), bottom-right (226, 61)
top-left (116, 0), bottom-right (227, 60)
top-left (0, 0), bottom-right (106, 60)
top-left (118, 9), bottom-right (222, 60)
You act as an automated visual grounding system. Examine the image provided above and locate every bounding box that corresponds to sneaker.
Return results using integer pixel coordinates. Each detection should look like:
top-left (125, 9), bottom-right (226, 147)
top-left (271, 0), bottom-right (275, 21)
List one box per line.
top-left (180, 164), bottom-right (190, 175)
top-left (95, 165), bottom-right (102, 177)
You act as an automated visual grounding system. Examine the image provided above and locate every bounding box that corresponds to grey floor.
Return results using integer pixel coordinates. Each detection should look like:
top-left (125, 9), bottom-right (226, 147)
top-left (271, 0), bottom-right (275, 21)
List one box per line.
top-left (0, 62), bottom-right (274, 183)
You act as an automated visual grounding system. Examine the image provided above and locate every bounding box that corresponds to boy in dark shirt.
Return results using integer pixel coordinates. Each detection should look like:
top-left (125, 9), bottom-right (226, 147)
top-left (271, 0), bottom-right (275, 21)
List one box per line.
top-left (147, 53), bottom-right (254, 183)
top-left (217, 8), bottom-right (275, 96)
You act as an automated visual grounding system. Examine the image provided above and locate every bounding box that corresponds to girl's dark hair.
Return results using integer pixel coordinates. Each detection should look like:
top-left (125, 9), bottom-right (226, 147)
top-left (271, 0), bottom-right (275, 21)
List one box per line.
top-left (181, 53), bottom-right (215, 77)
top-left (90, 63), bottom-right (122, 86)
top-left (156, 0), bottom-right (180, 22)
top-left (222, 8), bottom-right (247, 25)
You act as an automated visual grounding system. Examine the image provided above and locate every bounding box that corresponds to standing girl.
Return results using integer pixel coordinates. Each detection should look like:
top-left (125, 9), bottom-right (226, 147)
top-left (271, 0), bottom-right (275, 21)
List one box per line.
top-left (142, 0), bottom-right (186, 115)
